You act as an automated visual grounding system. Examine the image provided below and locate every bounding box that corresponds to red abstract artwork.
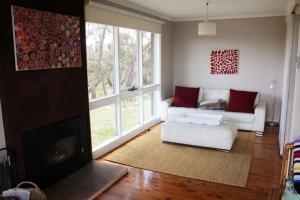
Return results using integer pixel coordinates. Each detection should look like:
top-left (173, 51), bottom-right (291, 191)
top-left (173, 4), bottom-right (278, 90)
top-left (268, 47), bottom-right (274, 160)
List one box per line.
top-left (12, 6), bottom-right (82, 71)
top-left (210, 49), bottom-right (239, 74)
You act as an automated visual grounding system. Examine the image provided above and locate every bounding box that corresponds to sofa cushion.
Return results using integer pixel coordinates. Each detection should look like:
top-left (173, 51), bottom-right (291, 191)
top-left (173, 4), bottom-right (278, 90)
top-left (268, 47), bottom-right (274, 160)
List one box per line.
top-left (227, 89), bottom-right (258, 113)
top-left (199, 88), bottom-right (229, 103)
top-left (221, 110), bottom-right (255, 124)
top-left (198, 88), bottom-right (260, 107)
top-left (168, 107), bottom-right (255, 124)
top-left (172, 86), bottom-right (199, 108)
top-left (199, 99), bottom-right (227, 110)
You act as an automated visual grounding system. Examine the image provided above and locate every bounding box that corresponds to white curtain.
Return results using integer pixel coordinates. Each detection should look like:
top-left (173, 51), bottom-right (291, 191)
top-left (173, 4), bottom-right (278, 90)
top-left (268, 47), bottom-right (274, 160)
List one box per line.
top-left (280, 13), bottom-right (299, 154)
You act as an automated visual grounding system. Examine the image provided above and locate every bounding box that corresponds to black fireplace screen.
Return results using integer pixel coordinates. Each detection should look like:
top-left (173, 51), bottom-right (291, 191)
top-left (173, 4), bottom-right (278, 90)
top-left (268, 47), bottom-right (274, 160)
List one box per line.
top-left (23, 116), bottom-right (90, 188)
top-left (46, 135), bottom-right (77, 166)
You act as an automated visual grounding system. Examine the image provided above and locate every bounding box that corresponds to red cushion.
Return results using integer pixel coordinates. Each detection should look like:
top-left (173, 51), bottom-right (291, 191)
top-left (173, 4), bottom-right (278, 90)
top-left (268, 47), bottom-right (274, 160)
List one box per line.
top-left (226, 89), bottom-right (258, 113)
top-left (294, 151), bottom-right (300, 158)
top-left (172, 86), bottom-right (199, 108)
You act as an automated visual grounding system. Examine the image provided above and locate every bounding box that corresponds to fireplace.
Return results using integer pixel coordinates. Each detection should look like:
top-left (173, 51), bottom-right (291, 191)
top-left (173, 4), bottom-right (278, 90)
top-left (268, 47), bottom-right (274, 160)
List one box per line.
top-left (23, 116), bottom-right (90, 188)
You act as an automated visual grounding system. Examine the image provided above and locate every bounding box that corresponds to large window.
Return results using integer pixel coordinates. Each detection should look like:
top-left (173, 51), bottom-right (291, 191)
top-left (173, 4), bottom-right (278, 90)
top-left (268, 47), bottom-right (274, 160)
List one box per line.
top-left (89, 104), bottom-right (116, 148)
top-left (86, 23), bottom-right (114, 99)
top-left (119, 28), bottom-right (138, 91)
top-left (142, 32), bottom-right (154, 86)
top-left (121, 97), bottom-right (140, 133)
top-left (143, 92), bottom-right (155, 122)
top-left (86, 22), bottom-right (161, 150)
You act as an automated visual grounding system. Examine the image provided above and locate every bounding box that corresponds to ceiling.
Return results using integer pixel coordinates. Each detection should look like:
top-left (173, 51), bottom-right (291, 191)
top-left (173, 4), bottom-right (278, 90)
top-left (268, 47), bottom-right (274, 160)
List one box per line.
top-left (107, 0), bottom-right (288, 21)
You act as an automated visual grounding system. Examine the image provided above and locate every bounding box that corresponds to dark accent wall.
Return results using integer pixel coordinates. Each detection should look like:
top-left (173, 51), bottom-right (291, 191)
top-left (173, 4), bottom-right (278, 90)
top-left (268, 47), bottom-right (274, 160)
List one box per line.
top-left (0, 0), bottom-right (92, 180)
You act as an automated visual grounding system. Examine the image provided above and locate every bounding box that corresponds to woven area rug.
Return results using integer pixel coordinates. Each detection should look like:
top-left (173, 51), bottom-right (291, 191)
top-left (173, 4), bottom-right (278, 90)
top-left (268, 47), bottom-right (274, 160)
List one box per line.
top-left (104, 125), bottom-right (255, 187)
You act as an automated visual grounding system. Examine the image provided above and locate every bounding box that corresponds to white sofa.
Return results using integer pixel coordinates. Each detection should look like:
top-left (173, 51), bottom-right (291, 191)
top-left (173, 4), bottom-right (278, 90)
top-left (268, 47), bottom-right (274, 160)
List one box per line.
top-left (161, 88), bottom-right (267, 133)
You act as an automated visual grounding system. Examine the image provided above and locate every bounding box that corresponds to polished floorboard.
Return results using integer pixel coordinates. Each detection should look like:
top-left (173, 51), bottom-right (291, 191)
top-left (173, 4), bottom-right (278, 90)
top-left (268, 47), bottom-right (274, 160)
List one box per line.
top-left (96, 125), bottom-right (281, 200)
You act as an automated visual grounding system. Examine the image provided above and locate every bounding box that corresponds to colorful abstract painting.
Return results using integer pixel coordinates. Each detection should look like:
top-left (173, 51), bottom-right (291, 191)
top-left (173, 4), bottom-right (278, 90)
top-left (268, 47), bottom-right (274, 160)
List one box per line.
top-left (11, 6), bottom-right (82, 71)
top-left (210, 49), bottom-right (239, 74)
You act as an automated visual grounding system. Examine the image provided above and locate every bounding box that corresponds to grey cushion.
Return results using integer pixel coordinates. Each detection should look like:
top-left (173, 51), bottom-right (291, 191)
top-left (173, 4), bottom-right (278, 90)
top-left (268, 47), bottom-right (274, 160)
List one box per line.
top-left (199, 99), bottom-right (227, 110)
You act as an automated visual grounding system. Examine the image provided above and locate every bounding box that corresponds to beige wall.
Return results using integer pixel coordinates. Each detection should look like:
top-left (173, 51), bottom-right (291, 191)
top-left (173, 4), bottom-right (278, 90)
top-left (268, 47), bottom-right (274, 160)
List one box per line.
top-left (173, 17), bottom-right (286, 121)
top-left (161, 21), bottom-right (174, 99)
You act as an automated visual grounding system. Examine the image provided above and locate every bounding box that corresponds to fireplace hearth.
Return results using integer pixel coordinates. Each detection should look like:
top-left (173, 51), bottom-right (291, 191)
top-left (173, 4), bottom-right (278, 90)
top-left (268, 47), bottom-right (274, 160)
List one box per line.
top-left (23, 116), bottom-right (90, 188)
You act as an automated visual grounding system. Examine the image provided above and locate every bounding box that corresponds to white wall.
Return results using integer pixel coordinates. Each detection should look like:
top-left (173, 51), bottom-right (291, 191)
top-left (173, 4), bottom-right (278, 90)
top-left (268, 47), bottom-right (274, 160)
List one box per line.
top-left (173, 17), bottom-right (286, 121)
top-left (0, 100), bottom-right (6, 149)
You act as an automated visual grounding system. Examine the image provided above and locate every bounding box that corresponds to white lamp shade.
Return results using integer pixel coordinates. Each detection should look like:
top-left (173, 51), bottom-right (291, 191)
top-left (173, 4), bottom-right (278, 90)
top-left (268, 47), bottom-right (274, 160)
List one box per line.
top-left (198, 22), bottom-right (216, 36)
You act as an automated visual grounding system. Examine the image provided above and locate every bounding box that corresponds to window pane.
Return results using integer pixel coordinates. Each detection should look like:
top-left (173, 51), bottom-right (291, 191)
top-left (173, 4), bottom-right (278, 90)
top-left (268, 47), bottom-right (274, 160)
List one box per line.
top-left (119, 28), bottom-right (138, 91)
top-left (142, 32), bottom-right (154, 86)
top-left (86, 22), bottom-right (114, 100)
top-left (144, 92), bottom-right (154, 122)
top-left (90, 104), bottom-right (116, 149)
top-left (121, 97), bottom-right (139, 133)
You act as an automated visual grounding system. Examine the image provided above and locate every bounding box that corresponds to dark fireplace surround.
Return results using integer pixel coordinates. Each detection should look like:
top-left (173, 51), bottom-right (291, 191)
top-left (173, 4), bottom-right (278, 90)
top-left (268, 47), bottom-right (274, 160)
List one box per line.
top-left (0, 0), bottom-right (91, 188)
top-left (23, 116), bottom-right (90, 188)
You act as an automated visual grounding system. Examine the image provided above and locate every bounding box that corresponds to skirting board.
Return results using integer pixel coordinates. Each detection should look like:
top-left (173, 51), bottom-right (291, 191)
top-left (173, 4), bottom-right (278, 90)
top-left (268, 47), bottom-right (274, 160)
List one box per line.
top-left (45, 161), bottom-right (128, 200)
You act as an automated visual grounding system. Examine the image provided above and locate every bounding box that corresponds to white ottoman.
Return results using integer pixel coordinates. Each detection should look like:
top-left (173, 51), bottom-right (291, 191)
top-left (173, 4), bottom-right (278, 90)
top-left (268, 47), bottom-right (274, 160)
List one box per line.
top-left (161, 119), bottom-right (238, 151)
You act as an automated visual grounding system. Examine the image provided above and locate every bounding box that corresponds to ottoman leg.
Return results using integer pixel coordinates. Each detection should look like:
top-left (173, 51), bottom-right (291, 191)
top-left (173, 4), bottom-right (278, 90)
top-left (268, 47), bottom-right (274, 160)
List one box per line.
top-left (220, 149), bottom-right (230, 153)
top-left (256, 132), bottom-right (263, 136)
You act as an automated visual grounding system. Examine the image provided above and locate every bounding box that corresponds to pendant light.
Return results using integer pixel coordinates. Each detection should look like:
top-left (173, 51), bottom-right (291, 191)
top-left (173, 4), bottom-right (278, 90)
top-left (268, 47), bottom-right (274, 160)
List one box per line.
top-left (198, 1), bottom-right (216, 36)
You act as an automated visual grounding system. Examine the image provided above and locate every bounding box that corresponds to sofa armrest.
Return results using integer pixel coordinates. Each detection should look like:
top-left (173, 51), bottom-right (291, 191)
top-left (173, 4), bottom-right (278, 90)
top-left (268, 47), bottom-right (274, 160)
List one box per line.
top-left (253, 101), bottom-right (266, 133)
top-left (161, 98), bottom-right (173, 121)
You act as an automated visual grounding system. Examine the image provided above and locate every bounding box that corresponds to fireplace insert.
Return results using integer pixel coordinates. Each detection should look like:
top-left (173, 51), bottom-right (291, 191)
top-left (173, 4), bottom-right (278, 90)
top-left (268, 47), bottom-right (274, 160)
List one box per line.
top-left (23, 116), bottom-right (90, 188)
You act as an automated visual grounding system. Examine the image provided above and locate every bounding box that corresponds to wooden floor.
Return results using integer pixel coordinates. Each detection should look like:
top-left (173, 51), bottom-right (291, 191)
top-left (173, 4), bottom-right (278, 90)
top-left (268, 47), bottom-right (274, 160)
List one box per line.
top-left (96, 125), bottom-right (281, 200)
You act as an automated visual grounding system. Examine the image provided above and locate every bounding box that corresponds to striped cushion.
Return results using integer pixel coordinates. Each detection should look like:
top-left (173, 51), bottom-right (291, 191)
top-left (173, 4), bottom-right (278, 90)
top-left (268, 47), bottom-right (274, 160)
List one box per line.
top-left (294, 138), bottom-right (300, 193)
